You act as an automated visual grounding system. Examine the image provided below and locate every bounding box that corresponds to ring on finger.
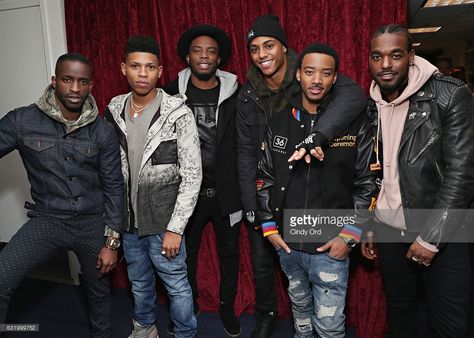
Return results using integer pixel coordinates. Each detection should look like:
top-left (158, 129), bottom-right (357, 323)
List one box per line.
top-left (422, 261), bottom-right (430, 266)
top-left (161, 250), bottom-right (166, 255)
top-left (411, 255), bottom-right (419, 262)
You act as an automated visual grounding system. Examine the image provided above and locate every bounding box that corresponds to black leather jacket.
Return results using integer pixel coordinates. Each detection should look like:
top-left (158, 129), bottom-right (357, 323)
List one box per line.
top-left (367, 74), bottom-right (474, 246)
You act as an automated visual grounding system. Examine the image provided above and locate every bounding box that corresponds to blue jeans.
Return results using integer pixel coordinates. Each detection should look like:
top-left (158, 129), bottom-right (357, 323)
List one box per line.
top-left (123, 231), bottom-right (197, 338)
top-left (278, 250), bottom-right (349, 338)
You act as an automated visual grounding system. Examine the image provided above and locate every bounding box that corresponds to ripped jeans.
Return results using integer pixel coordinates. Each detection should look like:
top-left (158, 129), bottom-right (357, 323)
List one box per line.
top-left (277, 250), bottom-right (349, 338)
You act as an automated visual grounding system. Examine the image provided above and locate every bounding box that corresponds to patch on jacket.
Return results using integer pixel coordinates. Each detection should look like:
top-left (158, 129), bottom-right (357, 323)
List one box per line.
top-left (273, 135), bottom-right (288, 154)
top-left (329, 135), bottom-right (356, 148)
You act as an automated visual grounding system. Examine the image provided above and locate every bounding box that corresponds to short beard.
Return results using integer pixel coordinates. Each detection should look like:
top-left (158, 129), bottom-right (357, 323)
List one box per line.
top-left (375, 75), bottom-right (408, 98)
top-left (192, 71), bottom-right (213, 81)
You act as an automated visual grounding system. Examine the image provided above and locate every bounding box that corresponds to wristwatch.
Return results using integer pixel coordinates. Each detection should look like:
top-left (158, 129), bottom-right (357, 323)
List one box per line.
top-left (339, 236), bottom-right (358, 248)
top-left (245, 211), bottom-right (255, 223)
top-left (105, 237), bottom-right (121, 250)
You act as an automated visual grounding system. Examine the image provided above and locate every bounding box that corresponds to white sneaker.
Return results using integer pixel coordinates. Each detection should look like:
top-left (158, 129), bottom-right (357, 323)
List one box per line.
top-left (128, 319), bottom-right (159, 338)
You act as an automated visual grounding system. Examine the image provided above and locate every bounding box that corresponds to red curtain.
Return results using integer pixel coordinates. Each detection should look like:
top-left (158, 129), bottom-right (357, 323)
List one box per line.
top-left (65, 1), bottom-right (406, 337)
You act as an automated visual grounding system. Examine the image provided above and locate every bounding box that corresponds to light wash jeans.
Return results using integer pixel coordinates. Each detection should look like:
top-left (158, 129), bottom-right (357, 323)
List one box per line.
top-left (123, 230), bottom-right (197, 338)
top-left (278, 249), bottom-right (349, 338)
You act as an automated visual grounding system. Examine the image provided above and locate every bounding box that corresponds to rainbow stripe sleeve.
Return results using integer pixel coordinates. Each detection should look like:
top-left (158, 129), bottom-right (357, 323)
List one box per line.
top-left (261, 221), bottom-right (279, 237)
top-left (339, 224), bottom-right (362, 242)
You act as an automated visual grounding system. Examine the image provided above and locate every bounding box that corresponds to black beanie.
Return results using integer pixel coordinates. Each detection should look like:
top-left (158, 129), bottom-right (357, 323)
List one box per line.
top-left (246, 14), bottom-right (288, 49)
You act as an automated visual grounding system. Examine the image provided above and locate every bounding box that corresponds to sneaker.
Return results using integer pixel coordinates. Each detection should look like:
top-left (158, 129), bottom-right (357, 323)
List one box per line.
top-left (167, 319), bottom-right (174, 337)
top-left (250, 311), bottom-right (278, 338)
top-left (128, 319), bottom-right (159, 338)
top-left (219, 302), bottom-right (241, 337)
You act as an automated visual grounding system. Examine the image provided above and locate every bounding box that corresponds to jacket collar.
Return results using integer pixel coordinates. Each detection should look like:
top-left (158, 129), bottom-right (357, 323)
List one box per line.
top-left (177, 68), bottom-right (238, 107)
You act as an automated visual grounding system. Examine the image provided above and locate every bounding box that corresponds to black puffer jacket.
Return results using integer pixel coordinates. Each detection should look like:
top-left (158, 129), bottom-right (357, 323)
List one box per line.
top-left (367, 73), bottom-right (474, 246)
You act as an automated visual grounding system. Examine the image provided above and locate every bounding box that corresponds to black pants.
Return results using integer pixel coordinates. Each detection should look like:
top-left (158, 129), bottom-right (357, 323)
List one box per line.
top-left (377, 228), bottom-right (470, 338)
top-left (247, 221), bottom-right (279, 315)
top-left (0, 214), bottom-right (111, 338)
top-left (185, 193), bottom-right (240, 305)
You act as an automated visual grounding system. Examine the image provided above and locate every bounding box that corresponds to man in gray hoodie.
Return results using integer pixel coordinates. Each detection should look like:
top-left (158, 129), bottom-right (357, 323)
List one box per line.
top-left (163, 25), bottom-right (242, 338)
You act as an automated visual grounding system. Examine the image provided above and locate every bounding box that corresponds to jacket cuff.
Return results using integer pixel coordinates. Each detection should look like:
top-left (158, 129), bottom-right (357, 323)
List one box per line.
top-left (311, 131), bottom-right (329, 148)
top-left (261, 221), bottom-right (279, 237)
top-left (339, 224), bottom-right (362, 242)
top-left (104, 226), bottom-right (121, 238)
top-left (416, 235), bottom-right (439, 253)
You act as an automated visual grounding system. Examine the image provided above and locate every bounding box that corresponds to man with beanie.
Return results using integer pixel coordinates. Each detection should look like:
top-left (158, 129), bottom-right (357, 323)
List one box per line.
top-left (105, 36), bottom-right (200, 338)
top-left (236, 14), bottom-right (367, 338)
top-left (0, 53), bottom-right (124, 338)
top-left (361, 25), bottom-right (473, 338)
top-left (164, 24), bottom-right (242, 337)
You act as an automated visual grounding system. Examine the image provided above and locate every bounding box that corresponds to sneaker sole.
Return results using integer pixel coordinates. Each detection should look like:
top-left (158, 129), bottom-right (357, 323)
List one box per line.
top-left (223, 327), bottom-right (241, 338)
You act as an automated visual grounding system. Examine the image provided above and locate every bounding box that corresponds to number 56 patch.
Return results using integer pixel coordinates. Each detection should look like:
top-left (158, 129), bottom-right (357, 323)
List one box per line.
top-left (273, 135), bottom-right (288, 150)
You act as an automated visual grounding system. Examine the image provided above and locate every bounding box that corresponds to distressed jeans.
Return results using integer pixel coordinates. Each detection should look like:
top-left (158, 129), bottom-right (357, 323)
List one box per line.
top-left (123, 230), bottom-right (197, 338)
top-left (278, 250), bottom-right (349, 338)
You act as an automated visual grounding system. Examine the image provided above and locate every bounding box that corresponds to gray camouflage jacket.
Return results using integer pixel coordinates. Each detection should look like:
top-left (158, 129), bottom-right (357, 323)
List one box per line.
top-left (105, 89), bottom-right (202, 236)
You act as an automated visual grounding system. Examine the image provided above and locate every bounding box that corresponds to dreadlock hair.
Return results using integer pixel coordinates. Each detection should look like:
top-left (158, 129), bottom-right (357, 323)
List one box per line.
top-left (372, 24), bottom-right (413, 52)
top-left (124, 35), bottom-right (160, 60)
top-left (55, 53), bottom-right (92, 75)
top-left (297, 43), bottom-right (339, 71)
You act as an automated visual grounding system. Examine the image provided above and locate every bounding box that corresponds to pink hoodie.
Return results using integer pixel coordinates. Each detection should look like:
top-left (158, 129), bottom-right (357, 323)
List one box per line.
top-left (370, 56), bottom-right (438, 231)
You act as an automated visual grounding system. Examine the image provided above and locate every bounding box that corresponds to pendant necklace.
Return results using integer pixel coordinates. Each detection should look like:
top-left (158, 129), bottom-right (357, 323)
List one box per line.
top-left (130, 97), bottom-right (150, 118)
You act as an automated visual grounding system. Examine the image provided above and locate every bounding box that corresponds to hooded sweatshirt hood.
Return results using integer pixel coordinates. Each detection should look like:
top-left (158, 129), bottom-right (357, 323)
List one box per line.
top-left (177, 67), bottom-right (238, 118)
top-left (246, 48), bottom-right (298, 114)
top-left (370, 55), bottom-right (438, 229)
top-left (36, 84), bottom-right (99, 133)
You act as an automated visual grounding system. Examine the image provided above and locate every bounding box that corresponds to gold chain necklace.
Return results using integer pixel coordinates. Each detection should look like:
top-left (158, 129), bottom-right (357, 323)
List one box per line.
top-left (130, 97), bottom-right (150, 118)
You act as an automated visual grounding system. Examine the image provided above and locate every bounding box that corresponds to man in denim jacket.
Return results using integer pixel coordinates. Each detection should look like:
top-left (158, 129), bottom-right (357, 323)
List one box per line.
top-left (0, 53), bottom-right (124, 338)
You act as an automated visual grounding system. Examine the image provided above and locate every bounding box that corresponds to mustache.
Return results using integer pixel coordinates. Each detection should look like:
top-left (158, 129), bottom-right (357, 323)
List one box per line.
top-left (378, 71), bottom-right (397, 76)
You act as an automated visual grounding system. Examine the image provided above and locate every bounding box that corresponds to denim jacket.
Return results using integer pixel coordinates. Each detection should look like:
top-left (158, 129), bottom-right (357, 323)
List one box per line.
top-left (0, 87), bottom-right (125, 233)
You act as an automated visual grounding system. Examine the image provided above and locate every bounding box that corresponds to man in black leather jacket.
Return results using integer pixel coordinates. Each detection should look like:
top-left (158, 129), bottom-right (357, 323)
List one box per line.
top-left (361, 25), bottom-right (474, 338)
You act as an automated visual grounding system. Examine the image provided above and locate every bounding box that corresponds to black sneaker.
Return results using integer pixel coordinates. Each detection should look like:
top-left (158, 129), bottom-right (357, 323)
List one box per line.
top-left (167, 319), bottom-right (174, 336)
top-left (219, 302), bottom-right (241, 337)
top-left (251, 311), bottom-right (278, 338)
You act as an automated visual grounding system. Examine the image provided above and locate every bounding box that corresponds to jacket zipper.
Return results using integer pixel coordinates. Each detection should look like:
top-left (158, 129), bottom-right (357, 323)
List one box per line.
top-left (434, 162), bottom-right (444, 182)
top-left (304, 116), bottom-right (317, 210)
top-left (408, 130), bottom-right (440, 165)
top-left (304, 165), bottom-right (311, 210)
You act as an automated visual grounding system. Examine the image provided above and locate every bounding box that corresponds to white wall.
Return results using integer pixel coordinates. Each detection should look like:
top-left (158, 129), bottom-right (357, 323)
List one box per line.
top-left (0, 0), bottom-right (67, 241)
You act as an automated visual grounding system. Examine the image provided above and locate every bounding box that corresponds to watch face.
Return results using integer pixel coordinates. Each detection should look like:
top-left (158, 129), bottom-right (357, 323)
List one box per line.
top-left (107, 238), bottom-right (121, 249)
top-left (346, 238), bottom-right (357, 248)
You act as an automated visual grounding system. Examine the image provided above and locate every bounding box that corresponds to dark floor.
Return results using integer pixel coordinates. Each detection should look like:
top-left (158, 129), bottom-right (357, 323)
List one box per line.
top-left (1, 278), bottom-right (363, 338)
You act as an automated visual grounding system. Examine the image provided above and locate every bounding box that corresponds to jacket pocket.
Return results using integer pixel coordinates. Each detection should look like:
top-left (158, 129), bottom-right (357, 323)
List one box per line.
top-left (23, 137), bottom-right (56, 167)
top-left (75, 142), bottom-right (100, 171)
top-left (75, 143), bottom-right (100, 157)
top-left (408, 130), bottom-right (440, 165)
top-left (151, 140), bottom-right (178, 165)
